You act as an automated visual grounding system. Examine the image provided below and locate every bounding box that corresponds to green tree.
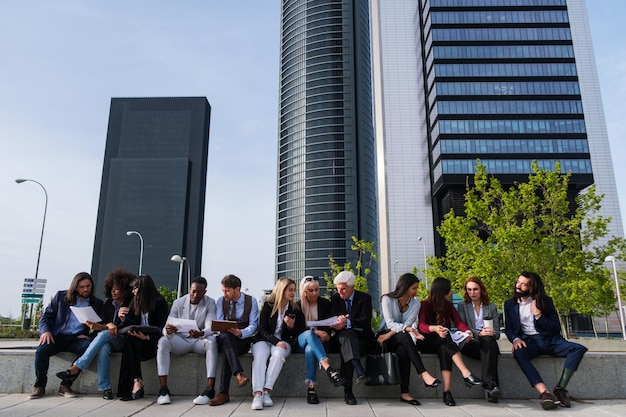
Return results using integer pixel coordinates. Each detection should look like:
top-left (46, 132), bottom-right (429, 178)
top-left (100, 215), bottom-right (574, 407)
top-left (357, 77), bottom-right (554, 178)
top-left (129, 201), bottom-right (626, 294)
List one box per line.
top-left (324, 236), bottom-right (378, 295)
top-left (429, 161), bottom-right (625, 336)
top-left (158, 286), bottom-right (178, 308)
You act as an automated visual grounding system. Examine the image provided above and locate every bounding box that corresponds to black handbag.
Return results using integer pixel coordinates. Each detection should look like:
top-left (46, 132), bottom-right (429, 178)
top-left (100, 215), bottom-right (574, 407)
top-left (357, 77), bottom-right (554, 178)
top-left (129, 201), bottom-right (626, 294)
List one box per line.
top-left (365, 342), bottom-right (401, 386)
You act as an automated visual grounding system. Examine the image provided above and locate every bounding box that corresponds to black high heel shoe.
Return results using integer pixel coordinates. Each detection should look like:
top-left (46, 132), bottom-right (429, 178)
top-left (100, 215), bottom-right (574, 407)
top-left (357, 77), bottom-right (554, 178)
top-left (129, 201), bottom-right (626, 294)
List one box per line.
top-left (424, 378), bottom-right (441, 388)
top-left (463, 373), bottom-right (482, 387)
top-left (131, 378), bottom-right (144, 400)
top-left (443, 390), bottom-right (456, 406)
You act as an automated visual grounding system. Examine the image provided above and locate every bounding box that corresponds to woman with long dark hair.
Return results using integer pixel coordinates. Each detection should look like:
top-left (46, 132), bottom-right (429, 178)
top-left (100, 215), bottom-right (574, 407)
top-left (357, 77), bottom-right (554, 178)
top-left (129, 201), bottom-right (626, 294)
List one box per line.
top-left (457, 276), bottom-right (501, 402)
top-left (296, 276), bottom-right (344, 404)
top-left (418, 277), bottom-right (482, 406)
top-left (117, 274), bottom-right (169, 401)
top-left (377, 273), bottom-right (440, 405)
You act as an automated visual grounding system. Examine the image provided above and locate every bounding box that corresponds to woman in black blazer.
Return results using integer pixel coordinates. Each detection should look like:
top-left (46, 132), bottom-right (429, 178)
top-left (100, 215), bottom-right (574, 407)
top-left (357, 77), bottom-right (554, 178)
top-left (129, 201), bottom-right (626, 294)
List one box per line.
top-left (250, 277), bottom-right (306, 410)
top-left (117, 274), bottom-right (169, 401)
top-left (296, 276), bottom-right (345, 404)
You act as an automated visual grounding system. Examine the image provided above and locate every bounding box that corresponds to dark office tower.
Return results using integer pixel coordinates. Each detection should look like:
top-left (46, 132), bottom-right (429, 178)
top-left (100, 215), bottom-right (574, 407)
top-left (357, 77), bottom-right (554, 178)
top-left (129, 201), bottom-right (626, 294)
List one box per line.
top-left (277, 0), bottom-right (379, 297)
top-left (371, 0), bottom-right (623, 291)
top-left (91, 97), bottom-right (210, 291)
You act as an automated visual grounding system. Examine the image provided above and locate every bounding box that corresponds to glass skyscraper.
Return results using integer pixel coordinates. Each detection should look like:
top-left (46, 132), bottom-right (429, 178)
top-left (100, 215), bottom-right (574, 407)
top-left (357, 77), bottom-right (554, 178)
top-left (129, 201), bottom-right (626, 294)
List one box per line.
top-left (371, 0), bottom-right (623, 291)
top-left (91, 97), bottom-right (210, 291)
top-left (277, 0), bottom-right (379, 296)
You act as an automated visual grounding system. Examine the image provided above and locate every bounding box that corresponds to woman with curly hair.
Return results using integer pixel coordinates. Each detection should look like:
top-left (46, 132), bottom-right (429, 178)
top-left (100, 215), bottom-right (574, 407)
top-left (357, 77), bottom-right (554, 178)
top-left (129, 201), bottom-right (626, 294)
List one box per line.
top-left (56, 268), bottom-right (135, 400)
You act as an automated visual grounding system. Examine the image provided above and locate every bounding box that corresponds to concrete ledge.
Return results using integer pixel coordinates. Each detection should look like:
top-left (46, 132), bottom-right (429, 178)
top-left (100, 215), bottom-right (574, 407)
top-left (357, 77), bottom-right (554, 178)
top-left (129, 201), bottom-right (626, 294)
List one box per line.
top-left (1, 339), bottom-right (625, 399)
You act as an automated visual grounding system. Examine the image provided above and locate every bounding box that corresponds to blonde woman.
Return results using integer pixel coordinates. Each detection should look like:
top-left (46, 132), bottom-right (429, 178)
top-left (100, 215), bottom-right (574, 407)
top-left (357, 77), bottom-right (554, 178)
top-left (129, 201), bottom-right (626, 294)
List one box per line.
top-left (297, 276), bottom-right (345, 404)
top-left (250, 278), bottom-right (306, 410)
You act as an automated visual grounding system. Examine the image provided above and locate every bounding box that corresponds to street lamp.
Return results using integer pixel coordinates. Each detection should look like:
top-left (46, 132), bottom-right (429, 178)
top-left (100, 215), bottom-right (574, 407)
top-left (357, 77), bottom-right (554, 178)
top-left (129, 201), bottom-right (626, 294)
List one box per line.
top-left (171, 255), bottom-right (187, 298)
top-left (417, 236), bottom-right (427, 287)
top-left (15, 178), bottom-right (48, 329)
top-left (604, 256), bottom-right (626, 340)
top-left (126, 231), bottom-right (144, 275)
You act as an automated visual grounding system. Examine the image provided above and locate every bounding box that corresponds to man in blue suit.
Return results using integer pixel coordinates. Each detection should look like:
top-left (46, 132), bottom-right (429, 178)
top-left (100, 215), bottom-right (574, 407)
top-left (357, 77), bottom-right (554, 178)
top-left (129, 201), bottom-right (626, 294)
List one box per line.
top-left (504, 271), bottom-right (587, 410)
top-left (30, 272), bottom-right (104, 399)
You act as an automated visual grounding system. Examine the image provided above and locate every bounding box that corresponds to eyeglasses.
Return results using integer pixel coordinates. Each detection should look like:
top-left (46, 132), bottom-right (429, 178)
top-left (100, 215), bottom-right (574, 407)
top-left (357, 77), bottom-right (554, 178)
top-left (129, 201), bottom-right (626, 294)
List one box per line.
top-left (304, 277), bottom-right (319, 282)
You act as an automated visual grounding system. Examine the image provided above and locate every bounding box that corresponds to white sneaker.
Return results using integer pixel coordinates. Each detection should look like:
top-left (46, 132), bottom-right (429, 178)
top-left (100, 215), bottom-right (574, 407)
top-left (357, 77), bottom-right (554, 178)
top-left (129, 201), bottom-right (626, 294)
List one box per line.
top-left (193, 394), bottom-right (210, 405)
top-left (157, 393), bottom-right (171, 405)
top-left (251, 394), bottom-right (264, 410)
top-left (262, 392), bottom-right (273, 407)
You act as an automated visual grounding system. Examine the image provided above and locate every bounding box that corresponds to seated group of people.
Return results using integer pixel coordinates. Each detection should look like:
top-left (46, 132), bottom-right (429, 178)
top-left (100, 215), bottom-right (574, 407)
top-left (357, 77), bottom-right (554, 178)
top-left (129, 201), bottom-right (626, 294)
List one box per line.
top-left (29, 269), bottom-right (586, 411)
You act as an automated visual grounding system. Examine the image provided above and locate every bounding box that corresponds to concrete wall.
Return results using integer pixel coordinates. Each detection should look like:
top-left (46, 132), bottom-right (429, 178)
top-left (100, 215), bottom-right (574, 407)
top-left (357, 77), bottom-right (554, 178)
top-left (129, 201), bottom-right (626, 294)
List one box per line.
top-left (2, 341), bottom-right (625, 399)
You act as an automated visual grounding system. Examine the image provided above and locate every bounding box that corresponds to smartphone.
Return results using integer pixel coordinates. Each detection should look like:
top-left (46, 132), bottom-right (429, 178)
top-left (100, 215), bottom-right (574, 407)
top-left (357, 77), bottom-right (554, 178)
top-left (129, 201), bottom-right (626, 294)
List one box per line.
top-left (287, 313), bottom-right (296, 319)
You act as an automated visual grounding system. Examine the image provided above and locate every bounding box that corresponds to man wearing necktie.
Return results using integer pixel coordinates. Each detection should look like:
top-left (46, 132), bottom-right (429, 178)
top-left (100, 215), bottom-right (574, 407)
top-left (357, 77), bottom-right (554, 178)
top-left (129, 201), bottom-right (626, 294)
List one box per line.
top-left (209, 274), bottom-right (259, 406)
top-left (330, 271), bottom-right (376, 405)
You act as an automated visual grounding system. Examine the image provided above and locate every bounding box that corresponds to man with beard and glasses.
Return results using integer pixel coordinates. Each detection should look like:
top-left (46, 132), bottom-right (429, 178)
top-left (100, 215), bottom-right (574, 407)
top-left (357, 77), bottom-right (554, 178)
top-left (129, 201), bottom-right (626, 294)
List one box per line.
top-left (504, 272), bottom-right (587, 410)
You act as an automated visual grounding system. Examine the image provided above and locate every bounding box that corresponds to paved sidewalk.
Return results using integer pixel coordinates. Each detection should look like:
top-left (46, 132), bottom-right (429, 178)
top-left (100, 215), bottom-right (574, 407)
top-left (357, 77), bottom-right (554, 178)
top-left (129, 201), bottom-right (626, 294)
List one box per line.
top-left (0, 394), bottom-right (625, 417)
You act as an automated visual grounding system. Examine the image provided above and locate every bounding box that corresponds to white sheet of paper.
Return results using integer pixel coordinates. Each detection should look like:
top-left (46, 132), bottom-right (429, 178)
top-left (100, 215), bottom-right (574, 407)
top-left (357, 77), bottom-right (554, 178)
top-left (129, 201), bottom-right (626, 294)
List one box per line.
top-left (306, 316), bottom-right (339, 327)
top-left (451, 330), bottom-right (469, 345)
top-left (70, 306), bottom-right (102, 324)
top-left (167, 317), bottom-right (200, 333)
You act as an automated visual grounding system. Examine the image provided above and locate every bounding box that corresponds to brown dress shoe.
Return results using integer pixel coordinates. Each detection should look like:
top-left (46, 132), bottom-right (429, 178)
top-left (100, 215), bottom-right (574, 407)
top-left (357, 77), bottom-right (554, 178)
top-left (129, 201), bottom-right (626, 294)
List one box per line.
top-left (236, 373), bottom-right (250, 387)
top-left (540, 391), bottom-right (559, 410)
top-left (58, 385), bottom-right (77, 398)
top-left (29, 386), bottom-right (45, 399)
top-left (554, 386), bottom-right (571, 407)
top-left (209, 392), bottom-right (230, 406)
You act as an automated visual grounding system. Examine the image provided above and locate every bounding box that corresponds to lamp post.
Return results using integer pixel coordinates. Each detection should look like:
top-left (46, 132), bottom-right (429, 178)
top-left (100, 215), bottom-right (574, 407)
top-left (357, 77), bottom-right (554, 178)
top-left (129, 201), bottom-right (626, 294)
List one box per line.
top-left (604, 256), bottom-right (626, 340)
top-left (417, 236), bottom-right (427, 287)
top-left (171, 255), bottom-right (187, 298)
top-left (126, 231), bottom-right (144, 275)
top-left (15, 179), bottom-right (48, 329)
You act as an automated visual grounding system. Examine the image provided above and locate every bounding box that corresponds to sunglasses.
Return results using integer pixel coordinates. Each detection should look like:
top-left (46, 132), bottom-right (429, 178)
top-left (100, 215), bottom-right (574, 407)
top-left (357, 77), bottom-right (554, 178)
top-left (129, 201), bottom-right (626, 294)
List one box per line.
top-left (304, 276), bottom-right (319, 282)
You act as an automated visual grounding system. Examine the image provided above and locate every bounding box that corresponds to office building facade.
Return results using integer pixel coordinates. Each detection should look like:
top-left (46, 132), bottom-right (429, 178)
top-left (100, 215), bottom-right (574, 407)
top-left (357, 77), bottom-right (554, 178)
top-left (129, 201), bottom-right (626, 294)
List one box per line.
top-left (276, 0), bottom-right (379, 297)
top-left (371, 0), bottom-right (623, 291)
top-left (91, 97), bottom-right (210, 291)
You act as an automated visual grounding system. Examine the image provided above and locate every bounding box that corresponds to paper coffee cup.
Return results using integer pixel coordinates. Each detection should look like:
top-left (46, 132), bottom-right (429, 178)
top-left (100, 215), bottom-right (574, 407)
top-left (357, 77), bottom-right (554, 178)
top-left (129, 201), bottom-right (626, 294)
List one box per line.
top-left (483, 318), bottom-right (493, 329)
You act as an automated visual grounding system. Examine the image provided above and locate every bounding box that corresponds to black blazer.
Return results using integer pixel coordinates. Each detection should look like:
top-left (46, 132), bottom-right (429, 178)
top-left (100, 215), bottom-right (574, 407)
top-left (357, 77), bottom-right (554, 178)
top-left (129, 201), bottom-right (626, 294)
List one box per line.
top-left (121, 296), bottom-right (170, 334)
top-left (297, 296), bottom-right (333, 337)
top-left (253, 301), bottom-right (306, 349)
top-left (330, 290), bottom-right (376, 350)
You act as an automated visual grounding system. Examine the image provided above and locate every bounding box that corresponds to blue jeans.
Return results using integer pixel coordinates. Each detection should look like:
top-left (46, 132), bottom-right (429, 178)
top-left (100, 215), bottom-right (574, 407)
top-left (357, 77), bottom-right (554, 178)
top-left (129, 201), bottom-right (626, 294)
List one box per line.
top-left (297, 330), bottom-right (328, 384)
top-left (74, 330), bottom-right (124, 391)
top-left (34, 334), bottom-right (91, 388)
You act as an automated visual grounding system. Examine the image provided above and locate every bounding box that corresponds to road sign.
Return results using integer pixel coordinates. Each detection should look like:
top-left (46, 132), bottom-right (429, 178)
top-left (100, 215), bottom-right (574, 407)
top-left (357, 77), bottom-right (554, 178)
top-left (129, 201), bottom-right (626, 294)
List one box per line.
top-left (23, 278), bottom-right (47, 283)
top-left (22, 293), bottom-right (43, 304)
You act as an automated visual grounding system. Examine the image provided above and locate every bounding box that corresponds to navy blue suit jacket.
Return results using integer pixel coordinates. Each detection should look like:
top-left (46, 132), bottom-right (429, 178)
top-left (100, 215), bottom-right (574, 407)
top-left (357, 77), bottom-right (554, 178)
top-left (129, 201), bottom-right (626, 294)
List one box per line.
top-left (503, 295), bottom-right (562, 343)
top-left (39, 290), bottom-right (104, 337)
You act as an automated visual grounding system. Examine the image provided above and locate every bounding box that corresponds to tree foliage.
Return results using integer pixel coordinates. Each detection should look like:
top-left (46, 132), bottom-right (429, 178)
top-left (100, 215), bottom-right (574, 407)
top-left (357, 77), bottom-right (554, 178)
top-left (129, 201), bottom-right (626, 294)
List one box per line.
top-left (324, 236), bottom-right (378, 294)
top-left (429, 161), bottom-right (625, 333)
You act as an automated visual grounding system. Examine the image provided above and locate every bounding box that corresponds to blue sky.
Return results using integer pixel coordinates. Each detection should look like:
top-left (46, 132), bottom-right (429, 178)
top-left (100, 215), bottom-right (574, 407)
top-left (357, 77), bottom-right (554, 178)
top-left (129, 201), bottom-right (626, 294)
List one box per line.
top-left (1, 1), bottom-right (625, 318)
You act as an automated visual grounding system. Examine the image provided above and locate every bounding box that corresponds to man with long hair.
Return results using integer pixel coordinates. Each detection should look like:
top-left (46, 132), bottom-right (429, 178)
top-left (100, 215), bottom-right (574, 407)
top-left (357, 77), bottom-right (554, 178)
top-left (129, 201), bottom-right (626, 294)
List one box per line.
top-left (30, 272), bottom-right (104, 399)
top-left (504, 271), bottom-right (587, 409)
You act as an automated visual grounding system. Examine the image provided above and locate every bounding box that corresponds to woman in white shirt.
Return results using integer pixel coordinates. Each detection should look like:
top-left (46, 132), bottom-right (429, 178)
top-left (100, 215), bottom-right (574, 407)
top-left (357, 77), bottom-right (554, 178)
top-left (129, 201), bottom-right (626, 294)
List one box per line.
top-left (377, 273), bottom-right (441, 405)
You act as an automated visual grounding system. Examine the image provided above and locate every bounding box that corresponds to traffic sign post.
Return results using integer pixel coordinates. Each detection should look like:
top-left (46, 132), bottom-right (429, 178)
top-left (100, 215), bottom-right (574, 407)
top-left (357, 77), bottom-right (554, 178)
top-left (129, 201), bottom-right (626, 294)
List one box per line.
top-left (21, 278), bottom-right (46, 329)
